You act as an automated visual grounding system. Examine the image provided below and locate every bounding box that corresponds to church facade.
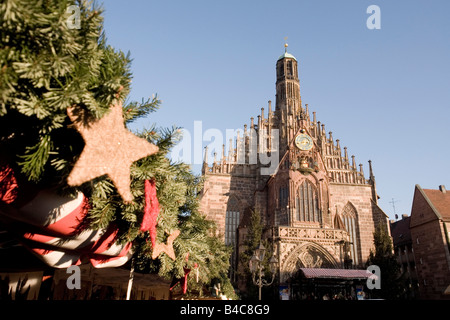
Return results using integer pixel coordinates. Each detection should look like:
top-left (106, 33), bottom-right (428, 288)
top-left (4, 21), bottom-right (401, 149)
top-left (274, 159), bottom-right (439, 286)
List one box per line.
top-left (199, 47), bottom-right (388, 291)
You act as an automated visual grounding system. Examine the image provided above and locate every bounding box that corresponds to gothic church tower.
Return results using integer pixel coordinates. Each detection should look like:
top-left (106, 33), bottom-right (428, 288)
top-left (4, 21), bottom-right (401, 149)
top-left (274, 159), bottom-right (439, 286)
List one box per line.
top-left (275, 44), bottom-right (302, 155)
top-left (199, 45), bottom-right (389, 291)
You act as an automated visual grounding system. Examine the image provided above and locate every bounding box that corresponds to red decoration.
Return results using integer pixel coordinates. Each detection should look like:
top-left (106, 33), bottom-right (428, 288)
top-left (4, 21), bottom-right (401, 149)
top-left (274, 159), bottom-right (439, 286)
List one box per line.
top-left (0, 164), bottom-right (18, 204)
top-left (181, 267), bottom-right (191, 294)
top-left (170, 253), bottom-right (192, 294)
top-left (140, 179), bottom-right (159, 247)
top-left (139, 179), bottom-right (179, 261)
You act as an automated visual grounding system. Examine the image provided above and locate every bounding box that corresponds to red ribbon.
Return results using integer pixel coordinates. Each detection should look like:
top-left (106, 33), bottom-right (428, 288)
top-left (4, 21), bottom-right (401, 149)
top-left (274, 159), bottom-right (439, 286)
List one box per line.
top-left (0, 164), bottom-right (18, 204)
top-left (140, 179), bottom-right (160, 248)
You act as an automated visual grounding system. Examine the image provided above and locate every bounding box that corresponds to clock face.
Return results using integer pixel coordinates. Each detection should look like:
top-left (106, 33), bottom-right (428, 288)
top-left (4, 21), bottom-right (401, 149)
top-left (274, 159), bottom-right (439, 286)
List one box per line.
top-left (295, 134), bottom-right (313, 150)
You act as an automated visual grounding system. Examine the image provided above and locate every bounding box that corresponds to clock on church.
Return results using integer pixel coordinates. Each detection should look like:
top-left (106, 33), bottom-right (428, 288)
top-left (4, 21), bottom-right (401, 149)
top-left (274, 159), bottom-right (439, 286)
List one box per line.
top-left (295, 133), bottom-right (313, 151)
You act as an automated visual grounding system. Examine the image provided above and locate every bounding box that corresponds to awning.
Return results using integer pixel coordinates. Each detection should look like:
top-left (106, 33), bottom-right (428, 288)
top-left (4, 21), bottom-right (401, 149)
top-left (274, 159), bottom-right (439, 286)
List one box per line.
top-left (300, 268), bottom-right (375, 280)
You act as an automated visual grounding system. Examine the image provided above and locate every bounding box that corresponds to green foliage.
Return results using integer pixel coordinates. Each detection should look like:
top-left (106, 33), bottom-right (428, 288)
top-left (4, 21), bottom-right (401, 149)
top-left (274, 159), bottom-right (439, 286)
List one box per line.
top-left (238, 209), bottom-right (276, 300)
top-left (239, 209), bottom-right (263, 269)
top-left (367, 224), bottom-right (403, 300)
top-left (1, 0), bottom-right (235, 298)
top-left (0, 0), bottom-right (131, 183)
top-left (123, 138), bottom-right (236, 296)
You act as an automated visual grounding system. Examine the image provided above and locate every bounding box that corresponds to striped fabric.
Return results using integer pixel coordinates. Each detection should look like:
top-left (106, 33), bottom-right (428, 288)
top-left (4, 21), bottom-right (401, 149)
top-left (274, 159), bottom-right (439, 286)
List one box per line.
top-left (0, 165), bottom-right (132, 268)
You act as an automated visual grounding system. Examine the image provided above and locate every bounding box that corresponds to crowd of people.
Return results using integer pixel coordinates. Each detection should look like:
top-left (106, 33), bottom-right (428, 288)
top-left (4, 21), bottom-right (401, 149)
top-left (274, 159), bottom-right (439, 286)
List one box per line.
top-left (298, 291), bottom-right (359, 300)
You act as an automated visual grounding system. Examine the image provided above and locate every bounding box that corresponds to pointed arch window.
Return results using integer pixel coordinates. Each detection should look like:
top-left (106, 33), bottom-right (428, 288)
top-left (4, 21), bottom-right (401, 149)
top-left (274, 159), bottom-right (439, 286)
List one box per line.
top-left (225, 197), bottom-right (240, 246)
top-left (279, 185), bottom-right (289, 208)
top-left (342, 202), bottom-right (359, 266)
top-left (295, 180), bottom-right (320, 222)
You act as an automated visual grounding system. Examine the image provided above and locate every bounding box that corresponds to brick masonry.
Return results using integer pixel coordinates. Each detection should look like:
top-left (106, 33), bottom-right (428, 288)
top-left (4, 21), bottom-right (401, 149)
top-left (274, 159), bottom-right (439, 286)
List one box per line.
top-left (410, 185), bottom-right (450, 299)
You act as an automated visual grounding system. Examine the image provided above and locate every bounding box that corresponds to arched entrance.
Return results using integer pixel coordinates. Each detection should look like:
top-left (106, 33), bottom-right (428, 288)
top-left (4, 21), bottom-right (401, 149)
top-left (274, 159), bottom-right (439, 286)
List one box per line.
top-left (280, 242), bottom-right (338, 284)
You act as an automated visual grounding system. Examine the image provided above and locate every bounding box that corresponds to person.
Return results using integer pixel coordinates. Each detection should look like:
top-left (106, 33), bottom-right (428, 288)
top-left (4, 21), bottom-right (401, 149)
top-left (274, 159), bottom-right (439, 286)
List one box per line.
top-left (308, 292), bottom-right (317, 300)
top-left (322, 293), bottom-right (330, 300)
top-left (280, 288), bottom-right (289, 300)
top-left (212, 282), bottom-right (221, 297)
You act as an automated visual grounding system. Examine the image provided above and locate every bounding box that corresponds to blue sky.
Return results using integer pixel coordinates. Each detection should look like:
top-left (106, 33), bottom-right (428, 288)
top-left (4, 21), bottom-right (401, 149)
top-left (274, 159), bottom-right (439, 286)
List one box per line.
top-left (102, 0), bottom-right (450, 221)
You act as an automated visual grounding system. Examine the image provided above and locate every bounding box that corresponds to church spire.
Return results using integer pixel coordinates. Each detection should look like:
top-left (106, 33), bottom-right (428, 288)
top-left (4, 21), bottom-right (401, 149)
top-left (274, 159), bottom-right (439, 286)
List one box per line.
top-left (275, 43), bottom-right (301, 154)
top-left (201, 146), bottom-right (208, 175)
top-left (368, 160), bottom-right (378, 203)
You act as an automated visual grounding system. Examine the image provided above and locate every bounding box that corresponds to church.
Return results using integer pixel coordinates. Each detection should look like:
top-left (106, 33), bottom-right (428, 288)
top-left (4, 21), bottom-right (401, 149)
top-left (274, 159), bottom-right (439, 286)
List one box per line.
top-left (199, 45), bottom-right (389, 297)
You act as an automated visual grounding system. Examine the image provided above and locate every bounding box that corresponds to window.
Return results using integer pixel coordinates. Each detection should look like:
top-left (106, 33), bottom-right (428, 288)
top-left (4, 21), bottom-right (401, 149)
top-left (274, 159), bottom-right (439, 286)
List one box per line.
top-left (279, 186), bottom-right (288, 208)
top-left (296, 180), bottom-right (320, 222)
top-left (278, 63), bottom-right (284, 77)
top-left (225, 198), bottom-right (240, 246)
top-left (342, 202), bottom-right (359, 266)
top-left (286, 60), bottom-right (293, 76)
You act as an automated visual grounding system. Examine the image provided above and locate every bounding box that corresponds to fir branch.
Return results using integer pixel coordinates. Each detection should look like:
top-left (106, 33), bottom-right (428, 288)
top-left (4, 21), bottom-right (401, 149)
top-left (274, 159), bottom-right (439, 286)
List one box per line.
top-left (123, 95), bottom-right (161, 124)
top-left (18, 134), bottom-right (52, 181)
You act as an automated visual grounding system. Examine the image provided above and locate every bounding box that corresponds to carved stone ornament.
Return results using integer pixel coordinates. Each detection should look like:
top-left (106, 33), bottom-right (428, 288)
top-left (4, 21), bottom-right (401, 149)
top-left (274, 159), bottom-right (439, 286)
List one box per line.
top-left (280, 242), bottom-right (338, 283)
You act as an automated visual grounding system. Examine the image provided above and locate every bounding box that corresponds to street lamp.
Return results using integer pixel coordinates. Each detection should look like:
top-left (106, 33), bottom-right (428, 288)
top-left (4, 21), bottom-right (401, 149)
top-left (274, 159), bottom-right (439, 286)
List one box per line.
top-left (334, 239), bottom-right (353, 268)
top-left (249, 243), bottom-right (279, 300)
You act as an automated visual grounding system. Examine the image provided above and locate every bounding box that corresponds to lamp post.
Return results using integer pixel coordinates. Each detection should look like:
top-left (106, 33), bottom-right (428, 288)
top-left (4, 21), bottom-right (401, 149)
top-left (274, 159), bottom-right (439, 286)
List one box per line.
top-left (249, 243), bottom-right (279, 300)
top-left (334, 240), bottom-right (353, 269)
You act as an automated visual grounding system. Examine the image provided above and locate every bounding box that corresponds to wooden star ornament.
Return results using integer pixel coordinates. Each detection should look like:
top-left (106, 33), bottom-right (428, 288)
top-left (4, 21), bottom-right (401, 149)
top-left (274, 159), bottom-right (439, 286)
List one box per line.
top-left (67, 102), bottom-right (159, 203)
top-left (152, 229), bottom-right (180, 261)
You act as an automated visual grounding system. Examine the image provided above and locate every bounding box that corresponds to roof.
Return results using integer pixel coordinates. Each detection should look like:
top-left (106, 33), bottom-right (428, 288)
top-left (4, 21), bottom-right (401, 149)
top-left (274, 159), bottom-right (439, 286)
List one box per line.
top-left (390, 216), bottom-right (412, 247)
top-left (422, 187), bottom-right (450, 221)
top-left (278, 52), bottom-right (297, 61)
top-left (333, 213), bottom-right (346, 231)
top-left (299, 268), bottom-right (375, 279)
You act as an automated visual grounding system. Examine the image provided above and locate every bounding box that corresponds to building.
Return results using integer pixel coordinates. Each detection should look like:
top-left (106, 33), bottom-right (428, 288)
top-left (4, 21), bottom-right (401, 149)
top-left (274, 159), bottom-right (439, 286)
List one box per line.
top-left (199, 46), bottom-right (389, 297)
top-left (389, 214), bottom-right (419, 299)
top-left (0, 239), bottom-right (172, 300)
top-left (410, 184), bottom-right (450, 299)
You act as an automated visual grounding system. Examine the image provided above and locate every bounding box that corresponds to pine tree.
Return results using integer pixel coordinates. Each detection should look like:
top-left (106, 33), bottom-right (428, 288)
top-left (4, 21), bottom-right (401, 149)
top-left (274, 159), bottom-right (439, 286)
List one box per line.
top-left (238, 209), bottom-right (277, 300)
top-left (367, 224), bottom-right (402, 299)
top-left (1, 0), bottom-right (135, 184)
top-left (0, 0), bottom-right (235, 298)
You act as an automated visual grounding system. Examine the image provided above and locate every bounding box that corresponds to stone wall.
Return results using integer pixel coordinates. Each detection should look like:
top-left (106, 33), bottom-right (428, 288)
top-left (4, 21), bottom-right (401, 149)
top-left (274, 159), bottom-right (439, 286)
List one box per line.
top-left (328, 183), bottom-right (382, 266)
top-left (199, 172), bottom-right (257, 240)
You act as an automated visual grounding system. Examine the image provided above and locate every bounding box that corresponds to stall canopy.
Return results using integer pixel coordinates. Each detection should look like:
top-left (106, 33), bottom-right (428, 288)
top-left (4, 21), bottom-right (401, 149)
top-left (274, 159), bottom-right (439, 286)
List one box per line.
top-left (299, 268), bottom-right (375, 280)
